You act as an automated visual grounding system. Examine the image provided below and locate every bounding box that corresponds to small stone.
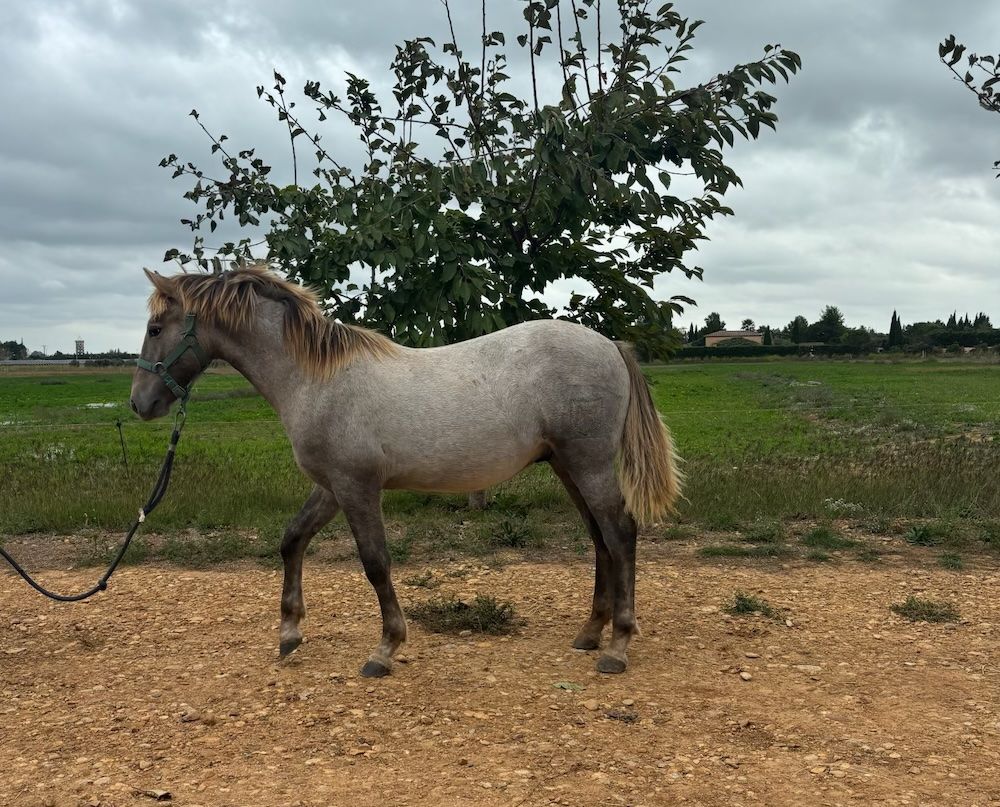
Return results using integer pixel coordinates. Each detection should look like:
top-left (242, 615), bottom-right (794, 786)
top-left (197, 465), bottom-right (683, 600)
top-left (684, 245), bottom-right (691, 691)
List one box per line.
top-left (744, 652), bottom-right (760, 659)
top-left (809, 765), bottom-right (827, 775)
top-left (794, 665), bottom-right (822, 674)
top-left (180, 708), bottom-right (201, 723)
top-left (622, 698), bottom-right (635, 706)
top-left (200, 711), bottom-right (217, 726)
top-left (582, 699), bottom-right (600, 711)
top-left (739, 671), bottom-right (753, 681)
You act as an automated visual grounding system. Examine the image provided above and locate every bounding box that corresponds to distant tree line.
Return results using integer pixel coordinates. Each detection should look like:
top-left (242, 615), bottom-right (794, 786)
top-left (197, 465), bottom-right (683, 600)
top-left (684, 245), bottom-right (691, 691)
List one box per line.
top-left (682, 307), bottom-right (1000, 354)
top-left (0, 341), bottom-right (138, 362)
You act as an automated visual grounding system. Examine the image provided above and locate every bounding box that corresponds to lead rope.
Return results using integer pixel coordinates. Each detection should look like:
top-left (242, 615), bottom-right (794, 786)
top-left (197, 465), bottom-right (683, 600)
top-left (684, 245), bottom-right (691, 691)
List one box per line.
top-left (0, 406), bottom-right (187, 602)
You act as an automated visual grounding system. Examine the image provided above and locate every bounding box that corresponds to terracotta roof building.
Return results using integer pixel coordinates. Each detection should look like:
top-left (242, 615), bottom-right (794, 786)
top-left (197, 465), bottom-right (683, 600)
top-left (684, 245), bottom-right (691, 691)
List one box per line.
top-left (704, 329), bottom-right (764, 347)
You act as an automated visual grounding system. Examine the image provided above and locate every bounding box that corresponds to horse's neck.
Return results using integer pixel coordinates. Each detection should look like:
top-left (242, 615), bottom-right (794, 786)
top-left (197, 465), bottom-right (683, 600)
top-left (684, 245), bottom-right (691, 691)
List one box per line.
top-left (213, 307), bottom-right (306, 418)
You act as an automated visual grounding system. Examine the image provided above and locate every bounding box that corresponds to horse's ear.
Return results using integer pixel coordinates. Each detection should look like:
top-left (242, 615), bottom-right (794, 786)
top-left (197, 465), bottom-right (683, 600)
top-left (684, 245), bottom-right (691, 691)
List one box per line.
top-left (143, 268), bottom-right (175, 299)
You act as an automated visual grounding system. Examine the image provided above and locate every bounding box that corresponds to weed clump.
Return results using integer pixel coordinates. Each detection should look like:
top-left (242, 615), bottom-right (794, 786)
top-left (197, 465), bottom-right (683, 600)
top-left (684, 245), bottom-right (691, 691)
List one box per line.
top-left (740, 519), bottom-right (785, 544)
top-left (891, 596), bottom-right (959, 623)
top-left (801, 526), bottom-right (856, 551)
top-left (904, 523), bottom-right (948, 547)
top-left (408, 595), bottom-right (520, 634)
top-left (402, 570), bottom-right (440, 589)
top-left (724, 591), bottom-right (780, 619)
top-left (938, 553), bottom-right (964, 570)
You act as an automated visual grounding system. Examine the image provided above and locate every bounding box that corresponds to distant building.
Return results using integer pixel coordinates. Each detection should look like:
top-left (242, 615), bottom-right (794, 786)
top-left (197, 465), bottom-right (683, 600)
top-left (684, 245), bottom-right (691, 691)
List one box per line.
top-left (704, 329), bottom-right (764, 347)
top-left (75, 339), bottom-right (85, 357)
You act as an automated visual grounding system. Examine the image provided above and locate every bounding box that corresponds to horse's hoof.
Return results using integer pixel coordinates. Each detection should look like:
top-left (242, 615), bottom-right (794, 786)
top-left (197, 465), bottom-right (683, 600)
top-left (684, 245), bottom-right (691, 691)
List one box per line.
top-left (360, 659), bottom-right (391, 678)
top-left (572, 635), bottom-right (601, 651)
top-left (279, 637), bottom-right (302, 659)
top-left (596, 654), bottom-right (627, 674)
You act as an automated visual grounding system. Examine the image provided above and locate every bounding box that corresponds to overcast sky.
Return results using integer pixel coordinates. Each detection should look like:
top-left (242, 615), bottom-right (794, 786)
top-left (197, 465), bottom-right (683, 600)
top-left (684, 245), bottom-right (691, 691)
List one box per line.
top-left (1, 0), bottom-right (998, 353)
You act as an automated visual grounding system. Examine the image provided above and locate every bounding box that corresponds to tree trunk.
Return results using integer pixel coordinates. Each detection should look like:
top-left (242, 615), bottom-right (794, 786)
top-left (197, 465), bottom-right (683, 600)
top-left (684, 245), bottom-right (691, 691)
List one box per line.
top-left (467, 490), bottom-right (489, 510)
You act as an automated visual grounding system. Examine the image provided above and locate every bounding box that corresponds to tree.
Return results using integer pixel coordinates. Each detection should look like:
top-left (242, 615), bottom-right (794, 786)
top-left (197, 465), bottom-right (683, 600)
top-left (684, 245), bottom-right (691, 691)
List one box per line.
top-left (946, 311), bottom-right (957, 329)
top-left (806, 305), bottom-right (846, 343)
top-left (762, 326), bottom-right (772, 345)
top-left (940, 35), bottom-right (1000, 178)
top-left (841, 326), bottom-right (875, 351)
top-left (787, 315), bottom-right (807, 344)
top-left (703, 312), bottom-right (725, 333)
top-left (740, 318), bottom-right (755, 331)
top-left (888, 310), bottom-right (903, 348)
top-left (162, 1), bottom-right (801, 359)
top-left (2, 340), bottom-right (27, 361)
top-left (687, 323), bottom-right (696, 342)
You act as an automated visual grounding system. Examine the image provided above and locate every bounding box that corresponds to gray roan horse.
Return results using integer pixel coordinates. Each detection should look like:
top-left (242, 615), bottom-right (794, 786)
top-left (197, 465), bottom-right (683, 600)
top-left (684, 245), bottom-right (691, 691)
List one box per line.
top-left (130, 266), bottom-right (681, 676)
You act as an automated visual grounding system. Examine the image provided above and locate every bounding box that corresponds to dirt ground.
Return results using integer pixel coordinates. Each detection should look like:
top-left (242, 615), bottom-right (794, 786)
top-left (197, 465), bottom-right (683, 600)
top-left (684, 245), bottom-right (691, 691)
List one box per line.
top-left (2, 543), bottom-right (999, 807)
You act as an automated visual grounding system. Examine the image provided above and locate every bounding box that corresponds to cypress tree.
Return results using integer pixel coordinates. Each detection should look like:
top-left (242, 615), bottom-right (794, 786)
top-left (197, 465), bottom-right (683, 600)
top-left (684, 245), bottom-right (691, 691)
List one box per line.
top-left (888, 310), bottom-right (903, 348)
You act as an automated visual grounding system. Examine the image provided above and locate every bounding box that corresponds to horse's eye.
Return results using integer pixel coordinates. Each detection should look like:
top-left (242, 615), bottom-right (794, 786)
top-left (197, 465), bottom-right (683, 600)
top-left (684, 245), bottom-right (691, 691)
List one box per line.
top-left (148, 325), bottom-right (162, 338)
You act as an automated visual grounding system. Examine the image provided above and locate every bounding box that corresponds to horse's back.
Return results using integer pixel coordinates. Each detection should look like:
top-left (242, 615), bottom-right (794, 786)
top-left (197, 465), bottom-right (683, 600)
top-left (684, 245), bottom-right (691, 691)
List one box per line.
top-left (325, 320), bottom-right (631, 492)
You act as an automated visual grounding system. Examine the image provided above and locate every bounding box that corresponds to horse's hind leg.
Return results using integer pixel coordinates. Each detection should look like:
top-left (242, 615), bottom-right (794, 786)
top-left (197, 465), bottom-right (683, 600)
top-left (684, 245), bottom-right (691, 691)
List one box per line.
top-left (550, 459), bottom-right (613, 651)
top-left (339, 484), bottom-right (407, 678)
top-left (279, 486), bottom-right (340, 658)
top-left (554, 445), bottom-right (639, 674)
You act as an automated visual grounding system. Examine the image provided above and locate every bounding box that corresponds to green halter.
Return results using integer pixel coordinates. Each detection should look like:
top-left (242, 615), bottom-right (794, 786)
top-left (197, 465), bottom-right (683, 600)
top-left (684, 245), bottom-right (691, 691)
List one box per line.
top-left (136, 313), bottom-right (210, 402)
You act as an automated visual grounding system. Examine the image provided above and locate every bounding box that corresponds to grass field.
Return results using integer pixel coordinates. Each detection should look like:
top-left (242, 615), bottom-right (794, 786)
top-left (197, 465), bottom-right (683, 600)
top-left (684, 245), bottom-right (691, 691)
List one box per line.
top-left (2, 359), bottom-right (1000, 565)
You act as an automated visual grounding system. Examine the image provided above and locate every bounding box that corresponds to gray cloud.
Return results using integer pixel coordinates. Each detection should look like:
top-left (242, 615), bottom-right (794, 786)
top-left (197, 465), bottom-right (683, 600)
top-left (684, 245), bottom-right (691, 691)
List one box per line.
top-left (1, 0), bottom-right (998, 352)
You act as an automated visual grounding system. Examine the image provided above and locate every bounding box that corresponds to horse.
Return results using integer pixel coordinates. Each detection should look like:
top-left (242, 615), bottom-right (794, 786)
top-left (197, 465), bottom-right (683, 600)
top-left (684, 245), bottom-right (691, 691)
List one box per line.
top-left (130, 266), bottom-right (681, 676)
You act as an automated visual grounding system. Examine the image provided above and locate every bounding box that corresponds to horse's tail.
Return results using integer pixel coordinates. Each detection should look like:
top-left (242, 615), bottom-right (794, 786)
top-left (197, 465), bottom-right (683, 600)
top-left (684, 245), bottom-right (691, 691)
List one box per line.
top-left (615, 344), bottom-right (683, 526)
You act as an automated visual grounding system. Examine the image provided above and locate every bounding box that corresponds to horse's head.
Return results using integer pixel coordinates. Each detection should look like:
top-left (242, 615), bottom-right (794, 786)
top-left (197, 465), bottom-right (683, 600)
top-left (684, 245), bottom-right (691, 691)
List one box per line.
top-left (130, 269), bottom-right (210, 420)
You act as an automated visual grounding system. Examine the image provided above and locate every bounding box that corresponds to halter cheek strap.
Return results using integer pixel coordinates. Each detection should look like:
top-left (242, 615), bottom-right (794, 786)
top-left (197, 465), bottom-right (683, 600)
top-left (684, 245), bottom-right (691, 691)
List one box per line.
top-left (136, 313), bottom-right (210, 402)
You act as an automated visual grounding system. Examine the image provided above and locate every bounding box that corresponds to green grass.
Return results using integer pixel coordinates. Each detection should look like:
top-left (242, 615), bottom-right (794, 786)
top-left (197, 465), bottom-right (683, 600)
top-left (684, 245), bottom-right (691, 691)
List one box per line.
top-left (4, 360), bottom-right (1000, 566)
top-left (904, 523), bottom-right (949, 547)
top-left (891, 596), bottom-right (960, 623)
top-left (855, 544), bottom-right (883, 564)
top-left (739, 519), bottom-right (786, 544)
top-left (800, 526), bottom-right (857, 551)
top-left (407, 595), bottom-right (520, 634)
top-left (938, 552), bottom-right (964, 570)
top-left (724, 591), bottom-right (780, 619)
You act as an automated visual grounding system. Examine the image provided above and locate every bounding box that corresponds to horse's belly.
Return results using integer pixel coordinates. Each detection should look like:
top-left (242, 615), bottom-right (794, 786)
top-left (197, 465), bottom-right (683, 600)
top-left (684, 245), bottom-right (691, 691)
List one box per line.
top-left (383, 442), bottom-right (544, 493)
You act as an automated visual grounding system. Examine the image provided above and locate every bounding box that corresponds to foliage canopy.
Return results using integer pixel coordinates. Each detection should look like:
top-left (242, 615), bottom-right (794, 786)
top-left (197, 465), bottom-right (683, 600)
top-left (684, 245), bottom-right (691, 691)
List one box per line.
top-left (163, 1), bottom-right (801, 356)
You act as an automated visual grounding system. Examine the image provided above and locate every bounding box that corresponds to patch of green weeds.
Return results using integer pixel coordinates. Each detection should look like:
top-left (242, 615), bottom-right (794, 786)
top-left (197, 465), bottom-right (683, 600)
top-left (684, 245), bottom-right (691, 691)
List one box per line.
top-left (801, 526), bottom-right (856, 551)
top-left (723, 591), bottom-right (780, 619)
top-left (408, 595), bottom-right (520, 634)
top-left (891, 596), bottom-right (959, 623)
top-left (938, 552), bottom-right (964, 570)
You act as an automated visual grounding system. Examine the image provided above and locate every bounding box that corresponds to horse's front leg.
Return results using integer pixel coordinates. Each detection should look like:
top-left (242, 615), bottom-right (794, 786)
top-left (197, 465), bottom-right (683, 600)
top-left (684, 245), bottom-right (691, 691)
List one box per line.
top-left (340, 484), bottom-right (407, 678)
top-left (279, 486), bottom-right (340, 658)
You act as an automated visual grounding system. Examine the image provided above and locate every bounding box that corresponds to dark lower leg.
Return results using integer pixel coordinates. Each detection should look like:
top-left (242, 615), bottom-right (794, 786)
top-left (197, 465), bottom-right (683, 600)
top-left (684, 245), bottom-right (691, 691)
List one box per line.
top-left (342, 489), bottom-right (407, 677)
top-left (573, 543), bottom-right (613, 650)
top-left (551, 460), bottom-right (613, 649)
top-left (279, 486), bottom-right (340, 657)
top-left (597, 512), bottom-right (639, 674)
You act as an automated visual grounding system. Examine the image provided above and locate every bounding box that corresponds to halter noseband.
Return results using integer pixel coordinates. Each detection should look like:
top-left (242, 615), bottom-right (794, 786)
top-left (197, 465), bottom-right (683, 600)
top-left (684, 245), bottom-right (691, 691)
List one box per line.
top-left (136, 313), bottom-right (210, 402)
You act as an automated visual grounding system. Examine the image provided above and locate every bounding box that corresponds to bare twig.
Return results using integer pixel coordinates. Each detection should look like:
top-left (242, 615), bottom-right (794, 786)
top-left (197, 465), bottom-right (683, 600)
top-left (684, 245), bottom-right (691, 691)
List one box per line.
top-left (570, 0), bottom-right (593, 100)
top-left (597, 0), bottom-right (603, 92)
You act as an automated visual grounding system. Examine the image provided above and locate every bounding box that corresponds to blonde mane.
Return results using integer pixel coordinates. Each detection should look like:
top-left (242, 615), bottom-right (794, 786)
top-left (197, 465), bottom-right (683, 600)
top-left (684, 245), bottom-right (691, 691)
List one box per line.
top-left (147, 265), bottom-right (399, 378)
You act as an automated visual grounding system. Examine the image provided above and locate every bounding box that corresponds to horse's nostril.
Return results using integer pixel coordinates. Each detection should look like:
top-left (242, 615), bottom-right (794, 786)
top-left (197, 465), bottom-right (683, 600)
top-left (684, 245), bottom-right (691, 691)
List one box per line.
top-left (129, 398), bottom-right (138, 413)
